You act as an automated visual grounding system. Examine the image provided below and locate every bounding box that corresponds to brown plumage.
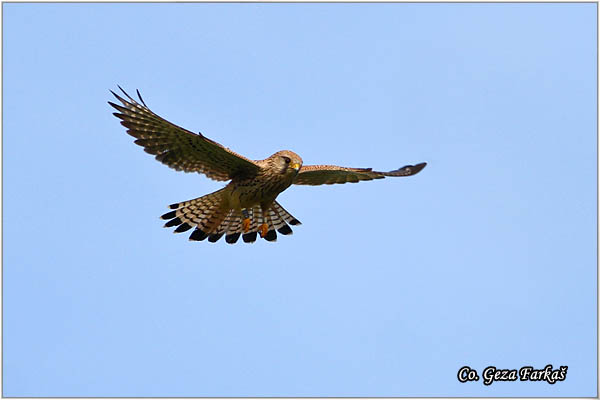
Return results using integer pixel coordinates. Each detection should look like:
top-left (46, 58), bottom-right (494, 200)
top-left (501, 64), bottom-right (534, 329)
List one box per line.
top-left (109, 87), bottom-right (426, 244)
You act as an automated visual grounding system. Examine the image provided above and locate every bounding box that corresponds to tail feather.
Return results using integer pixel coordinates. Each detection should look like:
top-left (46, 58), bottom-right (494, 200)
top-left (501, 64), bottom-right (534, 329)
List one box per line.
top-left (269, 207), bottom-right (293, 235)
top-left (223, 210), bottom-right (243, 244)
top-left (272, 202), bottom-right (302, 226)
top-left (218, 210), bottom-right (237, 234)
top-left (161, 189), bottom-right (227, 241)
top-left (262, 211), bottom-right (278, 242)
top-left (161, 195), bottom-right (301, 244)
top-left (247, 206), bottom-right (262, 232)
top-left (242, 205), bottom-right (263, 243)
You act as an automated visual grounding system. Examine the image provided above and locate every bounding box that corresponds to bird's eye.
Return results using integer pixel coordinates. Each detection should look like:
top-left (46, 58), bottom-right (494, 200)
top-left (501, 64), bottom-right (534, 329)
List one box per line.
top-left (282, 156), bottom-right (291, 164)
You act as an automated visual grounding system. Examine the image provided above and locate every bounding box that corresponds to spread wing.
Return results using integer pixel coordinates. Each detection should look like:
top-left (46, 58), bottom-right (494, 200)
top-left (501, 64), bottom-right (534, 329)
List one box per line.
top-left (293, 162), bottom-right (427, 185)
top-left (109, 87), bottom-right (260, 181)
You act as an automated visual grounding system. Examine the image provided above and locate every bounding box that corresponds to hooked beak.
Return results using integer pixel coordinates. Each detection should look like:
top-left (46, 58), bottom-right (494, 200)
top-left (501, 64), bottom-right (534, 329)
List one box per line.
top-left (291, 163), bottom-right (301, 171)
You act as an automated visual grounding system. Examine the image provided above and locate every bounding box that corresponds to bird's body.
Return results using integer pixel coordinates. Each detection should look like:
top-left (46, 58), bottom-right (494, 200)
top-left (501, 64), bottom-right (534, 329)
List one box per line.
top-left (226, 150), bottom-right (302, 211)
top-left (109, 87), bottom-right (426, 244)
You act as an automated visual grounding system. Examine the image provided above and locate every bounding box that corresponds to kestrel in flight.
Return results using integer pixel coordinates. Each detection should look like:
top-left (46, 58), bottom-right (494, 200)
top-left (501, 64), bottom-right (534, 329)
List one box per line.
top-left (109, 87), bottom-right (426, 244)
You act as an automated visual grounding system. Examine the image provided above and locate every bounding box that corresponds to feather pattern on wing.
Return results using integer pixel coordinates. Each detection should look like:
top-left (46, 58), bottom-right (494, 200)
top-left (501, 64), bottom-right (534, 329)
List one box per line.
top-left (293, 162), bottom-right (427, 185)
top-left (109, 87), bottom-right (260, 181)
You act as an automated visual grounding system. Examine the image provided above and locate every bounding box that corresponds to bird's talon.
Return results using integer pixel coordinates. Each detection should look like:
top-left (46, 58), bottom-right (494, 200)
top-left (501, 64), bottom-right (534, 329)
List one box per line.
top-left (242, 218), bottom-right (251, 233)
top-left (259, 223), bottom-right (269, 238)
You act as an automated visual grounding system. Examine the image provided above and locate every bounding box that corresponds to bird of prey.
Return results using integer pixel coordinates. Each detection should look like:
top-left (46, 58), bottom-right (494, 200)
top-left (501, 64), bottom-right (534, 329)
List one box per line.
top-left (109, 87), bottom-right (426, 244)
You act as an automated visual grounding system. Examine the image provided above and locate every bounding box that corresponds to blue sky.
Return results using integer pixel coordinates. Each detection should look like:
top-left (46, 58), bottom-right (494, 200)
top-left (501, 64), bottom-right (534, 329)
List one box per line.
top-left (3, 2), bottom-right (597, 397)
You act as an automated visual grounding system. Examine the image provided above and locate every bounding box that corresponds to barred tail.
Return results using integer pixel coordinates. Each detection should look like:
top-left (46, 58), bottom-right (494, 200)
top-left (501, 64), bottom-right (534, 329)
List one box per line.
top-left (217, 201), bottom-right (301, 244)
top-left (160, 189), bottom-right (228, 241)
top-left (161, 196), bottom-right (301, 245)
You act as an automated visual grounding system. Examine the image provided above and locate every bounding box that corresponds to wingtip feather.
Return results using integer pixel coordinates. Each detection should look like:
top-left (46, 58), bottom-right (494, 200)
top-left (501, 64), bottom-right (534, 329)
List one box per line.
top-left (136, 89), bottom-right (148, 107)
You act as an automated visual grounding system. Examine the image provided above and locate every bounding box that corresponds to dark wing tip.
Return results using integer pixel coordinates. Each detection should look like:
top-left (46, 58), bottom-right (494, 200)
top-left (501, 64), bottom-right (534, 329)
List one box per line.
top-left (164, 217), bottom-right (182, 228)
top-left (406, 162), bottom-right (427, 175)
top-left (108, 101), bottom-right (120, 111)
top-left (387, 162), bottom-right (427, 177)
top-left (160, 210), bottom-right (177, 220)
top-left (136, 89), bottom-right (148, 107)
top-left (111, 87), bottom-right (127, 102)
top-left (174, 222), bottom-right (193, 233)
top-left (111, 86), bottom-right (138, 105)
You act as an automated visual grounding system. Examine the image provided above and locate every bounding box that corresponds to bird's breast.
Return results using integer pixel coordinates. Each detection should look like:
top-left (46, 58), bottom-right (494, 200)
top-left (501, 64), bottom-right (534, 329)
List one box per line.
top-left (228, 175), bottom-right (293, 208)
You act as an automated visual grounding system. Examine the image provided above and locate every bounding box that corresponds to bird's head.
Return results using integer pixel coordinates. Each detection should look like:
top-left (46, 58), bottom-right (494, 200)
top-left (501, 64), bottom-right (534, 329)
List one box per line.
top-left (271, 150), bottom-right (303, 176)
